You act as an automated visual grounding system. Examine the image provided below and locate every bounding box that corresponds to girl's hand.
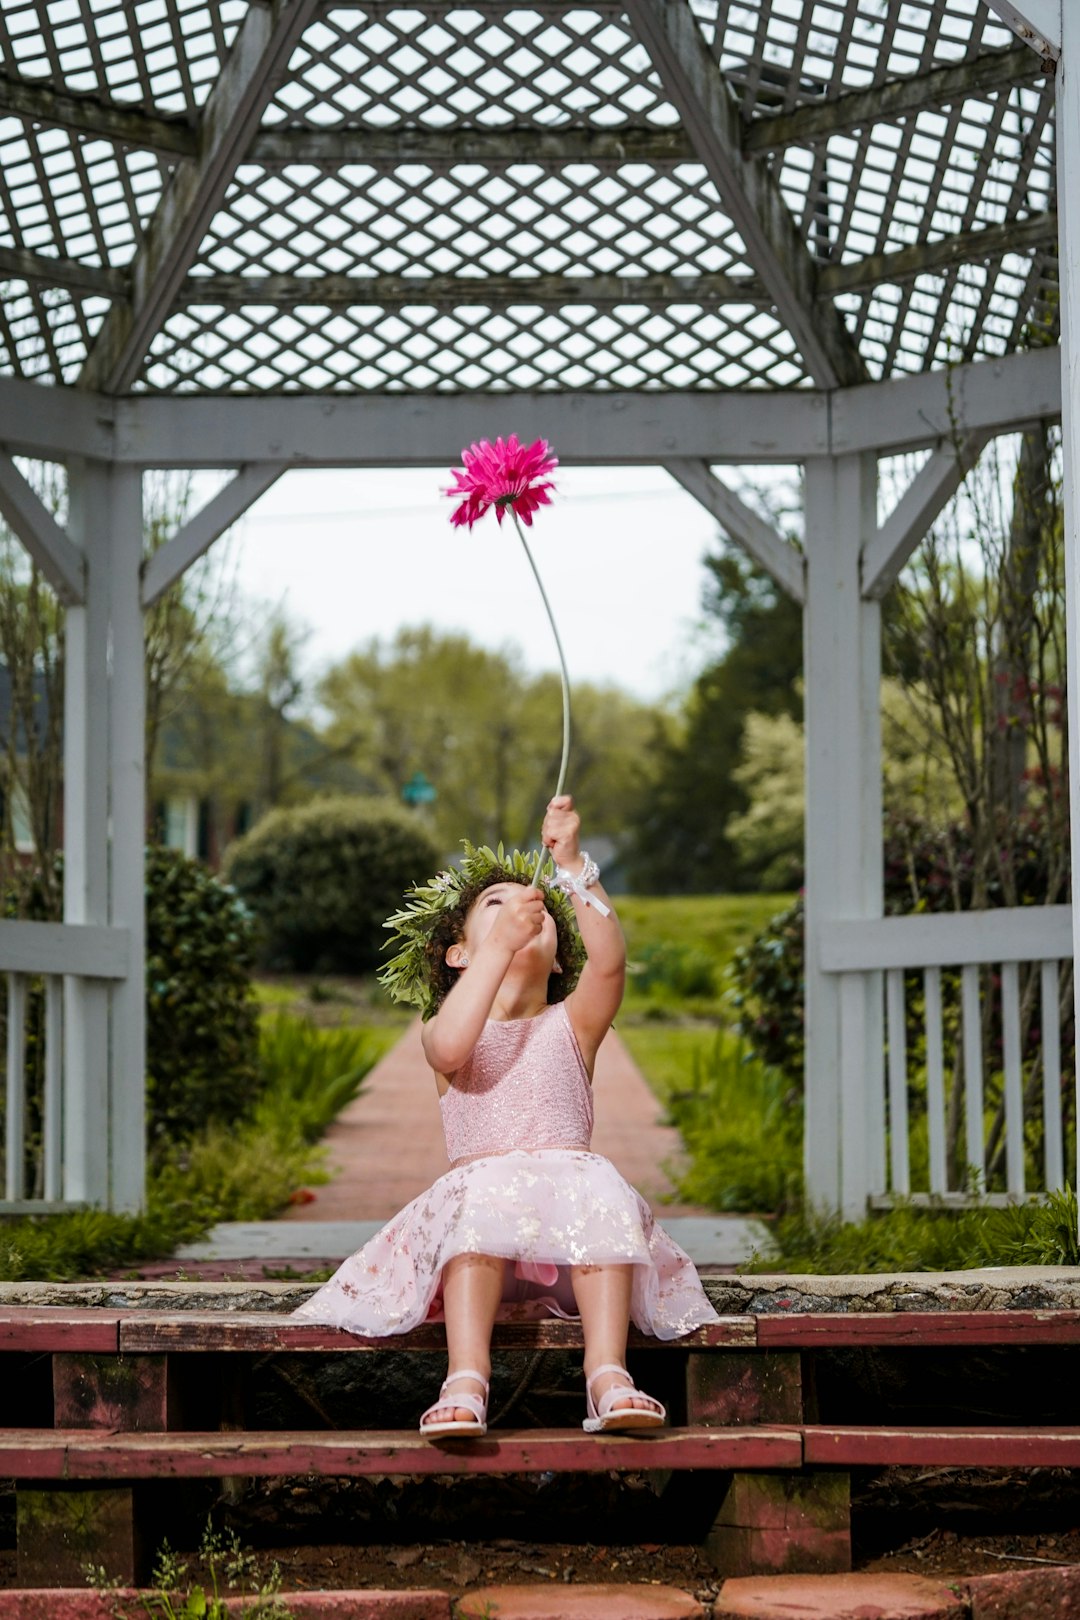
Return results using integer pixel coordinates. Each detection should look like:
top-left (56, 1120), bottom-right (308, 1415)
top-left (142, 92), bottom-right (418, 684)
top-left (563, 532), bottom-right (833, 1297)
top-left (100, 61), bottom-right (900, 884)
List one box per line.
top-left (490, 886), bottom-right (548, 952)
top-left (542, 795), bottom-right (581, 870)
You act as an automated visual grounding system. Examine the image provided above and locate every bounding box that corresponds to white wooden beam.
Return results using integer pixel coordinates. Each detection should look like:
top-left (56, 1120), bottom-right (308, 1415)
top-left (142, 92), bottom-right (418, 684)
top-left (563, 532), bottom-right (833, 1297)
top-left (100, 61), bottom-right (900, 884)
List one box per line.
top-left (821, 906), bottom-right (1072, 971)
top-left (79, 0), bottom-right (321, 394)
top-left (861, 433), bottom-right (991, 600)
top-left (987, 2), bottom-right (1061, 60)
top-left (0, 70), bottom-right (198, 157)
top-left (107, 464), bottom-right (146, 1214)
top-left (142, 463), bottom-right (286, 607)
top-left (817, 214), bottom-right (1059, 299)
top-left (803, 452), bottom-right (883, 1216)
top-left (0, 246), bottom-right (127, 299)
top-left (622, 0), bottom-right (866, 389)
top-left (0, 453), bottom-right (85, 604)
top-left (1053, 2), bottom-right (1080, 1226)
top-left (0, 349), bottom-right (1062, 468)
top-left (0, 921), bottom-right (129, 979)
top-left (663, 457), bottom-right (805, 603)
top-left (831, 343), bottom-right (1061, 456)
top-left (110, 387), bottom-right (833, 467)
top-left (744, 46), bottom-right (1042, 154)
top-left (182, 270), bottom-right (763, 308)
top-left (63, 458), bottom-right (112, 1205)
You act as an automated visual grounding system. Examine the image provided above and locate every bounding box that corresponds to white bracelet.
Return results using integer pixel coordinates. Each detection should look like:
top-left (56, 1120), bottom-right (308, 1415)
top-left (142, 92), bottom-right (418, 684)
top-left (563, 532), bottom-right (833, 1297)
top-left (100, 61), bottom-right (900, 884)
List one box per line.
top-left (551, 851), bottom-right (611, 916)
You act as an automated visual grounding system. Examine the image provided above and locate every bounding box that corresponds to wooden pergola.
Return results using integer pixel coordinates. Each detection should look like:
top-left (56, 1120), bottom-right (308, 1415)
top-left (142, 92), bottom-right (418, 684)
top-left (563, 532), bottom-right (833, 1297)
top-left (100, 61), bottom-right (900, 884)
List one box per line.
top-left (0, 0), bottom-right (1073, 1220)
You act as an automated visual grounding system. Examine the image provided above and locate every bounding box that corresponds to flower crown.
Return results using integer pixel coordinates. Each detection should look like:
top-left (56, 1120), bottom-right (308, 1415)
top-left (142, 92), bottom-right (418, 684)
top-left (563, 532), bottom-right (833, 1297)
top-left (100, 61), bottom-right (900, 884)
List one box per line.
top-left (378, 840), bottom-right (585, 1020)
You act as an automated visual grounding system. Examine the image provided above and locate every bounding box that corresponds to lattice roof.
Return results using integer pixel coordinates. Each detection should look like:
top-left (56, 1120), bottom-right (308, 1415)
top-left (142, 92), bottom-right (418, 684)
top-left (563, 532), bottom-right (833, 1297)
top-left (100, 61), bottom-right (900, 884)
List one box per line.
top-left (0, 1), bottom-right (1058, 394)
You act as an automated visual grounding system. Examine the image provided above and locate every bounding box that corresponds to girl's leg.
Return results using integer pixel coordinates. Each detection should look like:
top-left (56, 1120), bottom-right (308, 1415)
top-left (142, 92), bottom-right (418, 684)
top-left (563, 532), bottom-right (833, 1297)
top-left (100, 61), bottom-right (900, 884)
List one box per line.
top-left (429, 1251), bottom-right (506, 1423)
top-left (570, 1262), bottom-right (653, 1411)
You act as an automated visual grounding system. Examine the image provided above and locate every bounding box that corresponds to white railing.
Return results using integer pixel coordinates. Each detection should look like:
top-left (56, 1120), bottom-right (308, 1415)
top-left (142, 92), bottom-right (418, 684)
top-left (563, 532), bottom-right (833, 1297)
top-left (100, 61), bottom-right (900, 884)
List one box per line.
top-left (0, 920), bottom-right (130, 1213)
top-left (822, 906), bottom-right (1073, 1208)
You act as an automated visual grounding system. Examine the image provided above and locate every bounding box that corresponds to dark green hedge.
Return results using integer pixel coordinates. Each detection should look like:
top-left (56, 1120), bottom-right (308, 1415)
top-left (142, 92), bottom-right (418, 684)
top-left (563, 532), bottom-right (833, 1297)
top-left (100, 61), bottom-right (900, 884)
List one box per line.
top-left (222, 796), bottom-right (440, 973)
top-left (145, 844), bottom-right (261, 1146)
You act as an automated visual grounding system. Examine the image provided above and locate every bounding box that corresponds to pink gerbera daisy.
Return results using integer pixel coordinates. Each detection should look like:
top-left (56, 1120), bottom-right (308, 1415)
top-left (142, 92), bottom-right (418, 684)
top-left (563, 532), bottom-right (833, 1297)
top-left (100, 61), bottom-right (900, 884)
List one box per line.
top-left (445, 434), bottom-right (558, 530)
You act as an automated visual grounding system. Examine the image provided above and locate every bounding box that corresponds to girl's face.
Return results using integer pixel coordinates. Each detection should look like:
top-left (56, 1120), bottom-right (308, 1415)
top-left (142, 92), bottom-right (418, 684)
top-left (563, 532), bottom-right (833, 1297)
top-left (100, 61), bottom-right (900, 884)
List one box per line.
top-left (461, 881), bottom-right (558, 962)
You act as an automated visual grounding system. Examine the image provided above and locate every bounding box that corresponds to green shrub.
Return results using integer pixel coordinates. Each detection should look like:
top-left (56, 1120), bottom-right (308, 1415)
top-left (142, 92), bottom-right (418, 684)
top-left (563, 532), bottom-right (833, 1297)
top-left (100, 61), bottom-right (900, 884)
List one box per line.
top-left (146, 845), bottom-right (261, 1148)
top-left (223, 797), bottom-right (440, 974)
top-left (0, 1012), bottom-right (382, 1281)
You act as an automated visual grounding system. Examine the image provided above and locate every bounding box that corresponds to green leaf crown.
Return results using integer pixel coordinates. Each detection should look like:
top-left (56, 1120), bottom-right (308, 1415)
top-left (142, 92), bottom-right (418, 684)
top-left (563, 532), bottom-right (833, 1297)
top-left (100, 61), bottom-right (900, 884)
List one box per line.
top-left (378, 840), bottom-right (584, 1020)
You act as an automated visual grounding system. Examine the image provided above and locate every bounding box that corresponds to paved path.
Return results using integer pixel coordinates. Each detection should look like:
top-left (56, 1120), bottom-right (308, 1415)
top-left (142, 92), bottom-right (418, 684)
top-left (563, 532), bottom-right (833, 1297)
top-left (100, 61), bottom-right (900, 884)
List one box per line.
top-left (280, 1017), bottom-right (709, 1222)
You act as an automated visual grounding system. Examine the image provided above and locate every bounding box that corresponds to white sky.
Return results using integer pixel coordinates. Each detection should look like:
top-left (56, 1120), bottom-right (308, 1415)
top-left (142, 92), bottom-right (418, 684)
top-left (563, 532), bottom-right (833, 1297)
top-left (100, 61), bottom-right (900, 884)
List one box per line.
top-left (207, 464), bottom-right (729, 705)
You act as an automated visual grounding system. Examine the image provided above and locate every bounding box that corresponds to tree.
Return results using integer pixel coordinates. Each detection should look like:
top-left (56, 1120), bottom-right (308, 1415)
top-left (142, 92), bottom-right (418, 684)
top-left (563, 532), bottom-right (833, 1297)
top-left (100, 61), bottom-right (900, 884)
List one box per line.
top-left (317, 625), bottom-right (660, 854)
top-left (625, 542), bottom-right (803, 892)
top-left (726, 706), bottom-right (804, 889)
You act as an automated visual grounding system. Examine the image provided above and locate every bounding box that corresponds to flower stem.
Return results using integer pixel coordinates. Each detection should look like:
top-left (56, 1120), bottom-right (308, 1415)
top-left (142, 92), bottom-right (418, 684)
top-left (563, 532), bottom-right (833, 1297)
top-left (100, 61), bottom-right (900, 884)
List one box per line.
top-left (510, 508), bottom-right (572, 887)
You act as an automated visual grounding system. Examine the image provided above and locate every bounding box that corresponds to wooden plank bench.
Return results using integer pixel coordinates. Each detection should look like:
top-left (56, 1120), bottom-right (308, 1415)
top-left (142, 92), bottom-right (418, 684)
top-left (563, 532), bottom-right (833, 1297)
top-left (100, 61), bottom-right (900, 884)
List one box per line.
top-left (6, 1304), bottom-right (1080, 1588)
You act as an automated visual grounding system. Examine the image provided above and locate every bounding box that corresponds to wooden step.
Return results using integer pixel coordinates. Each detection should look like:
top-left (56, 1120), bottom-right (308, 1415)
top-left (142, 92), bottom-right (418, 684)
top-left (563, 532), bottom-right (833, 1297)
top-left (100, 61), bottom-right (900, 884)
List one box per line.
top-left (0, 1424), bottom-right (803, 1479)
top-left (802, 1424), bottom-right (1080, 1466)
top-left (0, 1308), bottom-right (119, 1351)
top-left (5, 1305), bottom-right (1080, 1355)
top-left (115, 1312), bottom-right (756, 1353)
top-left (757, 1309), bottom-right (1080, 1347)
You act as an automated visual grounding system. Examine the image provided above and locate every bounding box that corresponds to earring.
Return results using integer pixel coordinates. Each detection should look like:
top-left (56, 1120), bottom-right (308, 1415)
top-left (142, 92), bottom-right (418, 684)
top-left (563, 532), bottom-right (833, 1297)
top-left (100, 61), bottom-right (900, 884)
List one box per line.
top-left (459, 952), bottom-right (469, 967)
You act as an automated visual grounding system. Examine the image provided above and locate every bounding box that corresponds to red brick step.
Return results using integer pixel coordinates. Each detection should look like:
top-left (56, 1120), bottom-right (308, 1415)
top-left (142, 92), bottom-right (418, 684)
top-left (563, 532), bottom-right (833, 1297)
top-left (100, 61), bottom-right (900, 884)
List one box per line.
top-left (713, 1573), bottom-right (966, 1618)
top-left (457, 1586), bottom-right (704, 1619)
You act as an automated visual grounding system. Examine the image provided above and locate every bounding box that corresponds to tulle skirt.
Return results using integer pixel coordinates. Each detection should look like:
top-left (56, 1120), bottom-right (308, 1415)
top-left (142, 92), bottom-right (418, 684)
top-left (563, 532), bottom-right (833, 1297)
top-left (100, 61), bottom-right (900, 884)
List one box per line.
top-left (292, 1148), bottom-right (719, 1341)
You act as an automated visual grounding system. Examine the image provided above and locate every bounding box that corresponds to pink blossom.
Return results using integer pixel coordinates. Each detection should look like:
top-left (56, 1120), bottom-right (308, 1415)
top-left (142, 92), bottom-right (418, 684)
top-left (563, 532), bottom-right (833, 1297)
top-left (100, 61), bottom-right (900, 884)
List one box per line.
top-left (445, 434), bottom-right (558, 529)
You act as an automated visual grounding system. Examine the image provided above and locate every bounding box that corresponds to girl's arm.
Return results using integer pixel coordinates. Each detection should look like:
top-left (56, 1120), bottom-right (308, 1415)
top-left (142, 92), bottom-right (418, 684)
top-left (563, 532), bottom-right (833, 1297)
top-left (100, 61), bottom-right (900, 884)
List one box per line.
top-left (543, 796), bottom-right (626, 1067)
top-left (420, 885), bottom-right (550, 1076)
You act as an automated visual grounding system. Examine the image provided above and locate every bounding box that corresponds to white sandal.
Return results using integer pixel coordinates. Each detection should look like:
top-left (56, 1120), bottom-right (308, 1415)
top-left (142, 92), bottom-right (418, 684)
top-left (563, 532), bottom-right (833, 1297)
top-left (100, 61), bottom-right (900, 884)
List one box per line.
top-left (419, 1368), bottom-right (489, 1439)
top-left (583, 1363), bottom-right (666, 1433)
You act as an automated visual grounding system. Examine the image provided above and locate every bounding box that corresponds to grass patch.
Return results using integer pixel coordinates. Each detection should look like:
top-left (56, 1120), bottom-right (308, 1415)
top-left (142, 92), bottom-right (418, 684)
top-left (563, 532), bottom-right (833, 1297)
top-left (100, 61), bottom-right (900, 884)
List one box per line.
top-left (0, 1015), bottom-right (383, 1282)
top-left (618, 893), bottom-right (795, 1018)
top-left (746, 1185), bottom-right (1080, 1273)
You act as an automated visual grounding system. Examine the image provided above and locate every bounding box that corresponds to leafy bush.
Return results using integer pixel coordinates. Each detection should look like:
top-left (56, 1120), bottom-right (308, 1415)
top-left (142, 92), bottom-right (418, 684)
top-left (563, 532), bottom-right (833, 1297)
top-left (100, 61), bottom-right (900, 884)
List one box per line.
top-left (146, 844), bottom-right (261, 1147)
top-left (223, 797), bottom-right (440, 973)
top-left (0, 1013), bottom-right (382, 1281)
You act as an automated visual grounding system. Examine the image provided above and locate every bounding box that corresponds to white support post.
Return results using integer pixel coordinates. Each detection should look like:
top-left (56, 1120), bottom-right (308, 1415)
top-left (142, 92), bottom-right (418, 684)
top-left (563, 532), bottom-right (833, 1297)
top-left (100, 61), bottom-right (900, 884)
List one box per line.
top-left (108, 464), bottom-right (146, 1213)
top-left (803, 453), bottom-right (884, 1216)
top-left (63, 459), bottom-right (146, 1211)
top-left (62, 459), bottom-right (112, 1205)
top-left (1057, 4), bottom-right (1080, 1221)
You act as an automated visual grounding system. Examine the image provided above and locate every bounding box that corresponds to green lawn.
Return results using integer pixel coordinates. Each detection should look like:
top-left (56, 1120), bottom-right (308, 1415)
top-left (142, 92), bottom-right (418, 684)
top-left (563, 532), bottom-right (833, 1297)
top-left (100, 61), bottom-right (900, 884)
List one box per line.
top-left (615, 892), bottom-right (795, 1022)
top-left (616, 893), bottom-right (795, 965)
top-left (616, 1024), bottom-right (712, 1101)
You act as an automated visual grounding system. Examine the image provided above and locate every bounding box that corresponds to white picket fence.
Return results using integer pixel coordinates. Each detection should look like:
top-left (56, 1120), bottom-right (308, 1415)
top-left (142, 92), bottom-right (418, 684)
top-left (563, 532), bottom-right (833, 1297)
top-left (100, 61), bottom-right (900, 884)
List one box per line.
top-left (0, 920), bottom-right (130, 1212)
top-left (822, 906), bottom-right (1073, 1207)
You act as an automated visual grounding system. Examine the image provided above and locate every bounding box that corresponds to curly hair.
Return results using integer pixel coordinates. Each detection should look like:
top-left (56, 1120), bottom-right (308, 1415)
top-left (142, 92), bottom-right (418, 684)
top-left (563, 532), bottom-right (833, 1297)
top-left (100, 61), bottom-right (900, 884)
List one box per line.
top-left (425, 870), bottom-right (585, 1015)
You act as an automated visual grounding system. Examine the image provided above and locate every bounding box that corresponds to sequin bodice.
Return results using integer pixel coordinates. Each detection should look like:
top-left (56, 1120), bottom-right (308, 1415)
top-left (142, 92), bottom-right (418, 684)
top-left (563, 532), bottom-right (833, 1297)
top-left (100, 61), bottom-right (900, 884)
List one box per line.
top-left (440, 1002), bottom-right (594, 1166)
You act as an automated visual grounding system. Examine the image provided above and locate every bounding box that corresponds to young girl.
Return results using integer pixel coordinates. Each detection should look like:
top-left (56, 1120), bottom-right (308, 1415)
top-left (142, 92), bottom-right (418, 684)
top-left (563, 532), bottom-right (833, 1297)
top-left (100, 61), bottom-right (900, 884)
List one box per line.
top-left (293, 795), bottom-right (720, 1436)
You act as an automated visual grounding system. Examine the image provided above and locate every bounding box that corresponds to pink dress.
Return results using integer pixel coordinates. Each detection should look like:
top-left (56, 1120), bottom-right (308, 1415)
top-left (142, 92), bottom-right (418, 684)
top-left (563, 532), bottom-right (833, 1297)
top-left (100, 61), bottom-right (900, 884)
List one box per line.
top-left (292, 1002), bottom-right (719, 1340)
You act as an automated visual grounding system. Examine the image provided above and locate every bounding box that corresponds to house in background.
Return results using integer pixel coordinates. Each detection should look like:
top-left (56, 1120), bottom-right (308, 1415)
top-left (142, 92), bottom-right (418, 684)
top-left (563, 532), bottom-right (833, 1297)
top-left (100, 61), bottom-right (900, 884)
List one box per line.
top-left (152, 690), bottom-right (377, 868)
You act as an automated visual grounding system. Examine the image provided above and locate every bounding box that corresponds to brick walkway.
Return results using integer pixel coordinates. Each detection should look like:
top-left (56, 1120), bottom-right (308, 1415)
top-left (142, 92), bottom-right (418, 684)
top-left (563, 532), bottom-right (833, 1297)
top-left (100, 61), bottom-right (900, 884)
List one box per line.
top-left (282, 1018), bottom-right (711, 1223)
